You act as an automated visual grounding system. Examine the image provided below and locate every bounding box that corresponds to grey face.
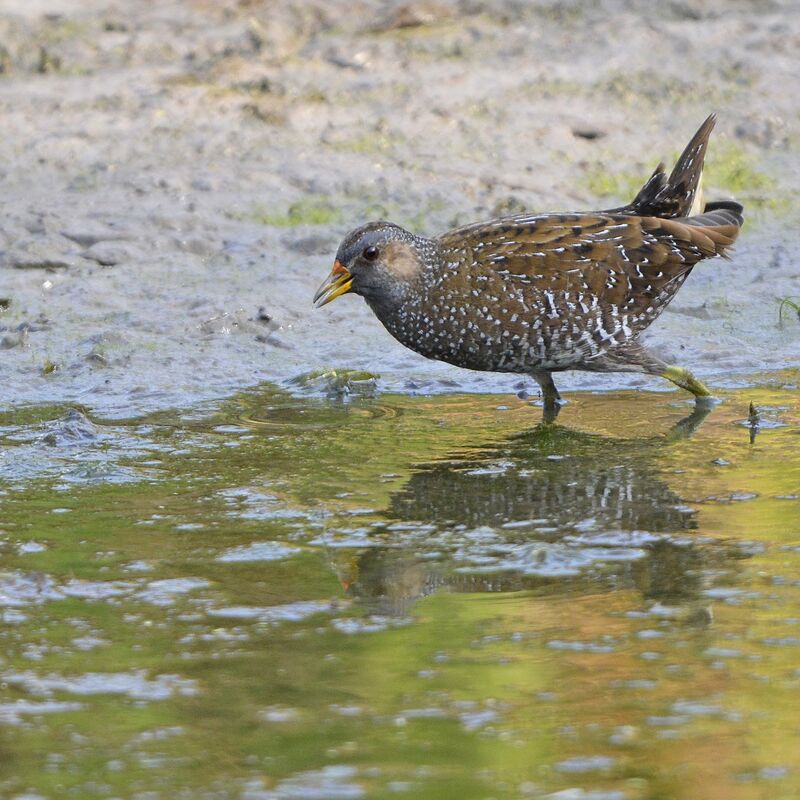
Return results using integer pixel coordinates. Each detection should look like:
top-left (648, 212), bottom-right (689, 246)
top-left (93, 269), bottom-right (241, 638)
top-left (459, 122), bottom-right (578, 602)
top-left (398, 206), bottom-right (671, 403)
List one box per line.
top-left (314, 221), bottom-right (426, 311)
top-left (335, 222), bottom-right (401, 296)
top-left (334, 222), bottom-right (422, 307)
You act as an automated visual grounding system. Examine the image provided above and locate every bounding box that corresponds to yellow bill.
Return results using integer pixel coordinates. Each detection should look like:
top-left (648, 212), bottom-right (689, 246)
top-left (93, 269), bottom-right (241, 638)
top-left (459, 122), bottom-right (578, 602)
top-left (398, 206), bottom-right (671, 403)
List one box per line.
top-left (313, 260), bottom-right (353, 308)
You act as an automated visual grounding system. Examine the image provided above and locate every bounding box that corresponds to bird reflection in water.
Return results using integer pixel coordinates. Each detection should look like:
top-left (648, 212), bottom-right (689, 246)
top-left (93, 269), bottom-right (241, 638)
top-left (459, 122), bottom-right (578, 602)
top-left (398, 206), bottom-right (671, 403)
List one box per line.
top-left (330, 403), bottom-right (731, 621)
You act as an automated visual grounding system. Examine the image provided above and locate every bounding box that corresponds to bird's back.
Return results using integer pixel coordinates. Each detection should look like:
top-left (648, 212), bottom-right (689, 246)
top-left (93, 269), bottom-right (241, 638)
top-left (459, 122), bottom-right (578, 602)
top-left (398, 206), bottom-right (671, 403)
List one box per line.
top-left (429, 202), bottom-right (742, 372)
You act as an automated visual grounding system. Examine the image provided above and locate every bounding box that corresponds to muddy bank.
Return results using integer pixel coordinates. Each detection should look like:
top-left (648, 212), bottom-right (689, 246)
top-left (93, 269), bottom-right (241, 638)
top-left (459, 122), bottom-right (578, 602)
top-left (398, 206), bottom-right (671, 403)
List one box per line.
top-left (0, 0), bottom-right (798, 415)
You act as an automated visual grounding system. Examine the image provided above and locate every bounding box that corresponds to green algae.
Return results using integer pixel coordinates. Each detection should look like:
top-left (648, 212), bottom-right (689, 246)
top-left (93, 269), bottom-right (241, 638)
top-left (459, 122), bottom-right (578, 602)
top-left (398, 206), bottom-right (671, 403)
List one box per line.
top-left (581, 165), bottom-right (644, 204)
top-left (248, 197), bottom-right (342, 227)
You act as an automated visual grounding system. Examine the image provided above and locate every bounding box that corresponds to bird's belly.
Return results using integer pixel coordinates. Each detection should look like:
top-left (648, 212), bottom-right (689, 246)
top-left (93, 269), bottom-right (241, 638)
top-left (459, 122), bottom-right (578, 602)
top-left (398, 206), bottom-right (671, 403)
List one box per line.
top-left (386, 318), bottom-right (592, 374)
top-left (435, 336), bottom-right (586, 373)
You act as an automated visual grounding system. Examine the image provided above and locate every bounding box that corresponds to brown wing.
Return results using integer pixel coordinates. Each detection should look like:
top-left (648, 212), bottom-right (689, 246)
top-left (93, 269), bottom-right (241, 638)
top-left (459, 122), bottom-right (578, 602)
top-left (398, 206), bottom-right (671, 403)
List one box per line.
top-left (437, 209), bottom-right (740, 362)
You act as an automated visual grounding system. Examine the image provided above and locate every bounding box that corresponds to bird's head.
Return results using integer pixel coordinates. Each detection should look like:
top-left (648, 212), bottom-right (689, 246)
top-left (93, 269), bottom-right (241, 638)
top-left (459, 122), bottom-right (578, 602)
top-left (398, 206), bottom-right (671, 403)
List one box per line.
top-left (313, 222), bottom-right (429, 311)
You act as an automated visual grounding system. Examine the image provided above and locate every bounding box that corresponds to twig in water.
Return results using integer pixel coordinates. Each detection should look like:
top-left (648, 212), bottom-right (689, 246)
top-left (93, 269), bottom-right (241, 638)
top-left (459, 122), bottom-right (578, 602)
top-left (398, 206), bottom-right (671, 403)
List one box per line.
top-left (748, 401), bottom-right (760, 445)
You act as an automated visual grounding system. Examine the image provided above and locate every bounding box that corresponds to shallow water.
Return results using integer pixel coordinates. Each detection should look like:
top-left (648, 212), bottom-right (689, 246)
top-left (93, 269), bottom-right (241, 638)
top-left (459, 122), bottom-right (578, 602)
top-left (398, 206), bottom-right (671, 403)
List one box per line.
top-left (1, 374), bottom-right (799, 799)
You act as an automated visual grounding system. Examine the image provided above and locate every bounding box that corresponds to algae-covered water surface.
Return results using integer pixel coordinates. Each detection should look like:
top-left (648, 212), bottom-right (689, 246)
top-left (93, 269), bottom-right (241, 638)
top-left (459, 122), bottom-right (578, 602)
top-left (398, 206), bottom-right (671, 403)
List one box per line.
top-left (1, 376), bottom-right (799, 799)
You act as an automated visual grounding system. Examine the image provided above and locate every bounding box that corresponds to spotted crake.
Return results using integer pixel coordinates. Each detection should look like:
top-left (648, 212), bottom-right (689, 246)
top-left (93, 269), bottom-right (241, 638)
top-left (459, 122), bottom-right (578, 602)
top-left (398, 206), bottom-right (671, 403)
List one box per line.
top-left (314, 115), bottom-right (743, 419)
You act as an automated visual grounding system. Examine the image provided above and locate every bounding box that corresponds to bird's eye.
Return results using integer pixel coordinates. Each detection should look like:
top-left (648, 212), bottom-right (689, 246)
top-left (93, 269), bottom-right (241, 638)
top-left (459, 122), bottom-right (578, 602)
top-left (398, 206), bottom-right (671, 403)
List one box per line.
top-left (362, 246), bottom-right (380, 262)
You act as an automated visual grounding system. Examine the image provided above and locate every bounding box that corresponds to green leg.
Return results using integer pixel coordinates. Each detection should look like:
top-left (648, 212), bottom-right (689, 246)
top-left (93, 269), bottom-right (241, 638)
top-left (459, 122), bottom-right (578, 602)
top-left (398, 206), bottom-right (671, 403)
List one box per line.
top-left (661, 365), bottom-right (712, 398)
top-left (532, 372), bottom-right (563, 423)
top-left (592, 342), bottom-right (713, 400)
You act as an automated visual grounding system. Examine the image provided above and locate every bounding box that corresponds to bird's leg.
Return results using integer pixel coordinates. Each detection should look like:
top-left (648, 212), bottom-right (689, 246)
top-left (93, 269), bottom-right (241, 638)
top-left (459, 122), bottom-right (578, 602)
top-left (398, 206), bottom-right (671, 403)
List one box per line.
top-left (532, 372), bottom-right (563, 422)
top-left (601, 341), bottom-right (713, 401)
top-left (660, 365), bottom-right (712, 399)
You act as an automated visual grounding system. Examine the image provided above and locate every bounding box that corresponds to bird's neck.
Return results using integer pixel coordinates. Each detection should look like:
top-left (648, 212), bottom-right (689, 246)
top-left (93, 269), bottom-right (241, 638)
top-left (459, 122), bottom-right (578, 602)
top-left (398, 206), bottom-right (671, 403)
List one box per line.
top-left (365, 242), bottom-right (449, 349)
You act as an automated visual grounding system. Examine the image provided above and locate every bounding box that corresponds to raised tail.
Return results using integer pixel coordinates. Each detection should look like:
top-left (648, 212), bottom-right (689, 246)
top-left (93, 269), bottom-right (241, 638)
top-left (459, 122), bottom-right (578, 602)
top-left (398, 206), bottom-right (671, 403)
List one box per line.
top-left (610, 114), bottom-right (717, 219)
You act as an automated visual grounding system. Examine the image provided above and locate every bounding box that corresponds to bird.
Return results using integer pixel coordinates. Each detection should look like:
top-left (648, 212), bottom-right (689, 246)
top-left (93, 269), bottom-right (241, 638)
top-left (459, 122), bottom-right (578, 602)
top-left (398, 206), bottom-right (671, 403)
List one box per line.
top-left (314, 115), bottom-right (743, 419)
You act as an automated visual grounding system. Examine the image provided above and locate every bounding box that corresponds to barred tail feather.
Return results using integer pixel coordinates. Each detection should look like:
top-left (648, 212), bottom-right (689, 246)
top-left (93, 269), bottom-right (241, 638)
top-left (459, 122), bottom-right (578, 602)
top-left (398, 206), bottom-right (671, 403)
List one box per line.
top-left (680, 200), bottom-right (744, 258)
top-left (610, 114), bottom-right (717, 219)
